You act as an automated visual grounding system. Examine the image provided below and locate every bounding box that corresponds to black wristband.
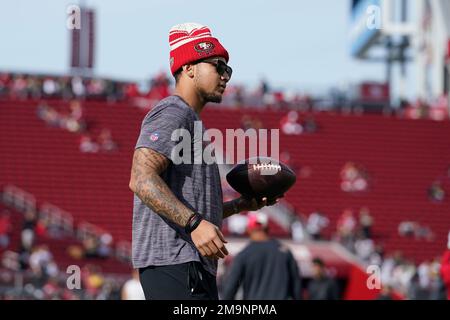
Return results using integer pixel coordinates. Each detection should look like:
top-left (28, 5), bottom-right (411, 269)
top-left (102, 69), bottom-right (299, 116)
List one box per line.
top-left (185, 212), bottom-right (203, 234)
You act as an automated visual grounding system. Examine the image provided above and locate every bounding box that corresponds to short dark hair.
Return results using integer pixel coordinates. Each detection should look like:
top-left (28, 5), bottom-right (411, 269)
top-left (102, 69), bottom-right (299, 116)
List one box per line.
top-left (173, 68), bottom-right (182, 83)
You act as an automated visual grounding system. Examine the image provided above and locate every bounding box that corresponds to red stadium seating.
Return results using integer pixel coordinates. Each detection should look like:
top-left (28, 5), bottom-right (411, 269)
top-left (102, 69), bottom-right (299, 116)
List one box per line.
top-left (1, 98), bottom-right (449, 265)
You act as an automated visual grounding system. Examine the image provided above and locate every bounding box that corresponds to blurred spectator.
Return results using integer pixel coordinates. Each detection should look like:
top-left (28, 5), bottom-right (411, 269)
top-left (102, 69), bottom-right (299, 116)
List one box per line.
top-left (280, 111), bottom-right (303, 135)
top-left (1, 250), bottom-right (20, 271)
top-left (104, 79), bottom-right (120, 102)
top-left (240, 114), bottom-right (264, 130)
top-left (29, 245), bottom-right (58, 286)
top-left (0, 73), bottom-right (10, 96)
top-left (121, 269), bottom-right (145, 300)
top-left (124, 83), bottom-right (140, 99)
top-left (0, 210), bottom-right (12, 249)
top-left (416, 99), bottom-right (430, 119)
top-left (42, 77), bottom-right (60, 97)
top-left (340, 162), bottom-right (369, 192)
top-left (291, 216), bottom-right (308, 242)
top-left (59, 76), bottom-right (73, 100)
top-left (380, 251), bottom-right (404, 287)
top-left (42, 276), bottom-right (61, 299)
top-left (11, 74), bottom-right (28, 100)
top-left (86, 78), bottom-right (106, 98)
top-left (222, 212), bottom-right (302, 300)
top-left (71, 76), bottom-right (86, 98)
top-left (64, 100), bottom-right (86, 133)
top-left (408, 272), bottom-right (426, 300)
top-left (398, 221), bottom-right (417, 238)
top-left (21, 208), bottom-right (39, 252)
top-left (37, 103), bottom-right (62, 127)
top-left (368, 244), bottom-right (384, 266)
top-left (147, 71), bottom-right (171, 101)
top-left (354, 233), bottom-right (375, 262)
top-left (272, 91), bottom-right (287, 109)
top-left (234, 85), bottom-right (244, 107)
top-left (336, 209), bottom-right (357, 251)
top-left (303, 115), bottom-right (318, 133)
top-left (254, 78), bottom-right (270, 108)
top-left (82, 235), bottom-right (100, 258)
top-left (417, 260), bottom-right (431, 290)
top-left (81, 264), bottom-right (105, 299)
top-left (27, 76), bottom-right (42, 99)
top-left (37, 100), bottom-right (87, 134)
top-left (306, 211), bottom-right (329, 240)
top-left (398, 221), bottom-right (434, 241)
top-left (97, 129), bottom-right (118, 152)
top-left (79, 134), bottom-right (99, 153)
top-left (429, 256), bottom-right (447, 300)
top-left (428, 181), bottom-right (445, 202)
top-left (97, 278), bottom-right (122, 300)
top-left (307, 257), bottom-right (339, 300)
top-left (375, 285), bottom-right (395, 300)
top-left (67, 245), bottom-right (84, 260)
top-left (358, 207), bottom-right (374, 239)
top-left (38, 214), bottom-right (64, 239)
top-left (97, 233), bottom-right (113, 258)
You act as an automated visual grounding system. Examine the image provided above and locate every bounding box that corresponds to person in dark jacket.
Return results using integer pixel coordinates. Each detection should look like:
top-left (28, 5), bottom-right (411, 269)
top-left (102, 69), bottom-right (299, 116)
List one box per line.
top-left (307, 257), bottom-right (340, 300)
top-left (222, 212), bottom-right (302, 300)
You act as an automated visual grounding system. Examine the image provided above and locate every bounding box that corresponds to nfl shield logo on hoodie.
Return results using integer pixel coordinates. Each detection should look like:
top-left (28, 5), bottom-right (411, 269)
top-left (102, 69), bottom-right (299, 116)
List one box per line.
top-left (150, 133), bottom-right (159, 142)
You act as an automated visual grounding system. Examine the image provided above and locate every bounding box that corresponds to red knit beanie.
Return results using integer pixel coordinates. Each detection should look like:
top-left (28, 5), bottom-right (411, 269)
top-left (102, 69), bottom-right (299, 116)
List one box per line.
top-left (169, 22), bottom-right (229, 75)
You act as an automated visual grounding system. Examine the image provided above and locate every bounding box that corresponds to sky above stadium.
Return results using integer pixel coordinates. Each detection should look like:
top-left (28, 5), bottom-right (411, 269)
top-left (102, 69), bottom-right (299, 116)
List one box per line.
top-left (0, 0), bottom-right (409, 96)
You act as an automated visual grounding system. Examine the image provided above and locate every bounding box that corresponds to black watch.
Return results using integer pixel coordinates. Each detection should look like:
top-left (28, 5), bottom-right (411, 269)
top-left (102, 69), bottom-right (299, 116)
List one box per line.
top-left (185, 212), bottom-right (203, 234)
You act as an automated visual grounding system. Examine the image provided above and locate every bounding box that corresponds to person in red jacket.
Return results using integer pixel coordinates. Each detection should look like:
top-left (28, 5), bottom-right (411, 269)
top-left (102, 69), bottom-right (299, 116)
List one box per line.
top-left (440, 231), bottom-right (450, 300)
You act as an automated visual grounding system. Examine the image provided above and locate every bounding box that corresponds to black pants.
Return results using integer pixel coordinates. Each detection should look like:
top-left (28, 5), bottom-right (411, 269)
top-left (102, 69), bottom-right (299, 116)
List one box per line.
top-left (139, 261), bottom-right (218, 300)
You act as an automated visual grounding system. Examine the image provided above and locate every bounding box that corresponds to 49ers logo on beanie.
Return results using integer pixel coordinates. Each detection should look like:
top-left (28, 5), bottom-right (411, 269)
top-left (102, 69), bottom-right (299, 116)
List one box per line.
top-left (169, 22), bottom-right (229, 75)
top-left (194, 41), bottom-right (215, 54)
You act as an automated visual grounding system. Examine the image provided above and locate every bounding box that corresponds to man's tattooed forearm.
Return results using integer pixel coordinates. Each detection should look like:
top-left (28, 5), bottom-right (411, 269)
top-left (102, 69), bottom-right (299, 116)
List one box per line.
top-left (131, 148), bottom-right (193, 227)
top-left (135, 172), bottom-right (193, 227)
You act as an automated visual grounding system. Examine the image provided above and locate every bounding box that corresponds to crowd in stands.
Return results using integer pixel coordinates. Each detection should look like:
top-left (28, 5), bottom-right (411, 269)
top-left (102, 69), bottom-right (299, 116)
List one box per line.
top-left (398, 221), bottom-right (435, 241)
top-left (0, 189), bottom-right (134, 300)
top-left (0, 72), bottom-right (127, 102)
top-left (36, 100), bottom-right (118, 154)
top-left (2, 71), bottom-right (449, 122)
top-left (399, 96), bottom-right (449, 121)
top-left (79, 129), bottom-right (118, 154)
top-left (298, 206), bottom-right (449, 300)
top-left (280, 111), bottom-right (318, 135)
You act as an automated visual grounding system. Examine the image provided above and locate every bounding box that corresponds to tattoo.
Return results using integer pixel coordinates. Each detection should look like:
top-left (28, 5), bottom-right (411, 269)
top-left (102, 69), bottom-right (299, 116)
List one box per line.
top-left (130, 148), bottom-right (194, 227)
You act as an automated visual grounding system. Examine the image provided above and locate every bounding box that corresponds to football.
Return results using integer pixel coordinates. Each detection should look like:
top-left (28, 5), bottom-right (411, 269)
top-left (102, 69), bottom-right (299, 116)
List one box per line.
top-left (226, 157), bottom-right (297, 200)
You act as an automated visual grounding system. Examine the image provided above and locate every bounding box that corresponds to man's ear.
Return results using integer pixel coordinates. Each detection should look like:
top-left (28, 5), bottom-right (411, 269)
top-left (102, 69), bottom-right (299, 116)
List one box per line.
top-left (184, 64), bottom-right (195, 78)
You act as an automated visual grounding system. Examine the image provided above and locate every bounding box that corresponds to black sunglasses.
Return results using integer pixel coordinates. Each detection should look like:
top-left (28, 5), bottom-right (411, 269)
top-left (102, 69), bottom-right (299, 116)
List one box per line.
top-left (201, 59), bottom-right (232, 78)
